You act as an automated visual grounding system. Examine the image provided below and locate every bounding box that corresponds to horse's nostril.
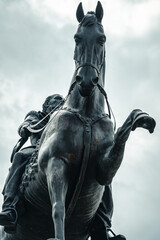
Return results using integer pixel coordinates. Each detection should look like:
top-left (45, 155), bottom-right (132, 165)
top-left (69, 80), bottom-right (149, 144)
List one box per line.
top-left (92, 77), bottom-right (99, 85)
top-left (76, 75), bottom-right (82, 84)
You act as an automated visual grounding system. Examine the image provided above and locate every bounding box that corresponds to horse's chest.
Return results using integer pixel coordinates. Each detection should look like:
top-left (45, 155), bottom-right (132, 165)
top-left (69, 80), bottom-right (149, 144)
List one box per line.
top-left (47, 115), bottom-right (111, 164)
top-left (40, 111), bottom-right (113, 171)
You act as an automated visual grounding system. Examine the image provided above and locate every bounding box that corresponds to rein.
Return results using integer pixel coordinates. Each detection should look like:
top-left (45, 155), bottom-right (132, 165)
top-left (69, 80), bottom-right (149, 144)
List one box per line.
top-left (73, 42), bottom-right (116, 129)
top-left (97, 83), bottom-right (116, 131)
top-left (26, 81), bottom-right (77, 134)
top-left (27, 70), bottom-right (116, 134)
top-left (27, 98), bottom-right (66, 133)
top-left (75, 60), bottom-right (116, 130)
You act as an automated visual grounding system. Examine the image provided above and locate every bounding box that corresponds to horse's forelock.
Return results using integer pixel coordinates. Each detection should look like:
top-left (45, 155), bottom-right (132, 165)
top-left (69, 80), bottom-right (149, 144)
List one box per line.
top-left (80, 12), bottom-right (97, 27)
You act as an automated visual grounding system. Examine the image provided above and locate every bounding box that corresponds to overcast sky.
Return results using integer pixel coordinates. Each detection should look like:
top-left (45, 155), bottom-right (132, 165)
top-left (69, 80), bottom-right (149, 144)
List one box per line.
top-left (0, 0), bottom-right (160, 239)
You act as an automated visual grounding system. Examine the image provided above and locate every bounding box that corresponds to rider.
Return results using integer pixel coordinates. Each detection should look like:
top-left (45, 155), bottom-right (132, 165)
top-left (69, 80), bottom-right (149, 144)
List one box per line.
top-left (0, 94), bottom-right (126, 240)
top-left (0, 94), bottom-right (64, 234)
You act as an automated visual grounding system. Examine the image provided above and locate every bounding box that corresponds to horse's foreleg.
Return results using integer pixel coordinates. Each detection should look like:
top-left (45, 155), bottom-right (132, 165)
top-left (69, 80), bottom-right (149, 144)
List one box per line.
top-left (97, 109), bottom-right (156, 185)
top-left (46, 158), bottom-right (69, 240)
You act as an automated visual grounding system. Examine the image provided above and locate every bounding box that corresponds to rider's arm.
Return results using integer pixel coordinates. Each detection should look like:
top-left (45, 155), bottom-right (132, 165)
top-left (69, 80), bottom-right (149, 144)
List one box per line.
top-left (18, 111), bottom-right (40, 138)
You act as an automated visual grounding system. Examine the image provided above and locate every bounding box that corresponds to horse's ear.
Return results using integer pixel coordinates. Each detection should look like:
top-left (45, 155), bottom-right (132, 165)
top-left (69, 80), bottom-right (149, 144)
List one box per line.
top-left (76, 2), bottom-right (84, 23)
top-left (95, 1), bottom-right (104, 22)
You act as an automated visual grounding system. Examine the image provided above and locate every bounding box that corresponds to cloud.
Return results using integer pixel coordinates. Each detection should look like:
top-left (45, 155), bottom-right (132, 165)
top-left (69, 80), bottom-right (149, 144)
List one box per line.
top-left (0, 0), bottom-right (75, 91)
top-left (106, 13), bottom-right (160, 125)
top-left (113, 139), bottom-right (160, 240)
top-left (104, 0), bottom-right (160, 37)
top-left (0, 0), bottom-right (76, 149)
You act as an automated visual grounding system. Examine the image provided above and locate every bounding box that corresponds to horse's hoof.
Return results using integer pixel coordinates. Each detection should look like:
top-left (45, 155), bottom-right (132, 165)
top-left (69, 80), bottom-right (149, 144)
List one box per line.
top-left (132, 112), bottom-right (156, 133)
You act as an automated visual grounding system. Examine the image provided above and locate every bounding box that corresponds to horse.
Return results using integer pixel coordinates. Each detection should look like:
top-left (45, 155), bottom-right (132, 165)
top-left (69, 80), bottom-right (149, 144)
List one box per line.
top-left (0, 2), bottom-right (156, 240)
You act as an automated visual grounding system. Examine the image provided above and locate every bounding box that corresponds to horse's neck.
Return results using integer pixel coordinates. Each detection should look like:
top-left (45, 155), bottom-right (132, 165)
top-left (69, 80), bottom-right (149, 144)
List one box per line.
top-left (64, 82), bottom-right (105, 118)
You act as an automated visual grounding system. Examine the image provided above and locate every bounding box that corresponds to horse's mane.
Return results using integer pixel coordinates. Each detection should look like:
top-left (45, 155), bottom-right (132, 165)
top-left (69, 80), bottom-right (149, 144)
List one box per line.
top-left (80, 12), bottom-right (97, 27)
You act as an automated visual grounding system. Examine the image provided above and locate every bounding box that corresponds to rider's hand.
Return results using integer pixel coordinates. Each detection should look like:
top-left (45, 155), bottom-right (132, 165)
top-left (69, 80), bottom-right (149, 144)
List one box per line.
top-left (19, 125), bottom-right (30, 138)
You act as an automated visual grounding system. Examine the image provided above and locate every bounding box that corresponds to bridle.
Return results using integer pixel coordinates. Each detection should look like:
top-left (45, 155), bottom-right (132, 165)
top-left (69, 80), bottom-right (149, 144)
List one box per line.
top-left (70, 44), bottom-right (116, 130)
top-left (67, 67), bottom-right (116, 131)
top-left (75, 62), bottom-right (103, 76)
top-left (74, 36), bottom-right (105, 77)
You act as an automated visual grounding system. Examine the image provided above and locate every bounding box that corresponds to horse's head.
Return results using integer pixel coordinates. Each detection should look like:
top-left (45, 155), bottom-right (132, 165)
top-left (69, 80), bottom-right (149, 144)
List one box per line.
top-left (74, 1), bottom-right (106, 97)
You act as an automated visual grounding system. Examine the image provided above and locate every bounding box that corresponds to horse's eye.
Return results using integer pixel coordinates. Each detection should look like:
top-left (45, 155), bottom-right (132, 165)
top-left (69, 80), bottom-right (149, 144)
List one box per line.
top-left (75, 38), bottom-right (81, 45)
top-left (98, 36), bottom-right (106, 46)
top-left (74, 35), bottom-right (82, 45)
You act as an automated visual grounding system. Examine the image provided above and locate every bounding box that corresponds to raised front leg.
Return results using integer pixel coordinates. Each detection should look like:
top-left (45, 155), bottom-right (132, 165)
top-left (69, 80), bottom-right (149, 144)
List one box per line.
top-left (115, 109), bottom-right (156, 145)
top-left (46, 157), bottom-right (69, 240)
top-left (97, 109), bottom-right (156, 185)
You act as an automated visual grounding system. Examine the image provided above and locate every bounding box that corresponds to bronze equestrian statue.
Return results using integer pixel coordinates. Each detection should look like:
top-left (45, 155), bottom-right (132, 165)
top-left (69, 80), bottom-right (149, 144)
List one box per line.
top-left (0, 93), bottom-right (124, 240)
top-left (0, 2), bottom-right (156, 240)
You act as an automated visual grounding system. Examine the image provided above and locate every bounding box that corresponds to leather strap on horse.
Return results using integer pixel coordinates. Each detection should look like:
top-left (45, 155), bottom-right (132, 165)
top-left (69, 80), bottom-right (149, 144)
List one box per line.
top-left (66, 111), bottom-right (108, 219)
top-left (66, 120), bottom-right (91, 219)
top-left (97, 83), bottom-right (116, 131)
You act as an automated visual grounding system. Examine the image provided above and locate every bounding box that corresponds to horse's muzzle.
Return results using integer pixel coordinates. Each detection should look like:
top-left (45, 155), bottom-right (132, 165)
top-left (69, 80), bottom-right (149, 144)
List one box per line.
top-left (76, 66), bottom-right (99, 97)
